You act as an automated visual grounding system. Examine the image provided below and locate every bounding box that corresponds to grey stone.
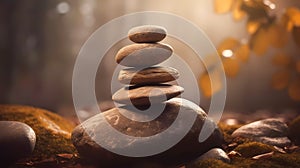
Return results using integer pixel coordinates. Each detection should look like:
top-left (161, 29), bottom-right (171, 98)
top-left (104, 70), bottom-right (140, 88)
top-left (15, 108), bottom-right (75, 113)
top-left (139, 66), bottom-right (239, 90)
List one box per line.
top-left (0, 121), bottom-right (36, 165)
top-left (197, 148), bottom-right (230, 163)
top-left (232, 118), bottom-right (291, 147)
top-left (72, 98), bottom-right (223, 167)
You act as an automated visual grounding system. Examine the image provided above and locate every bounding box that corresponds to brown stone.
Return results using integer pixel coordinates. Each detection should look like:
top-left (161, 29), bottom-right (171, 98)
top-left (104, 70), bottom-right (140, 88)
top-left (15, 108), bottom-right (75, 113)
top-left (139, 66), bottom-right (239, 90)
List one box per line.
top-left (128, 25), bottom-right (167, 43)
top-left (115, 43), bottom-right (173, 67)
top-left (118, 66), bottom-right (179, 85)
top-left (112, 84), bottom-right (184, 106)
top-left (71, 98), bottom-right (223, 167)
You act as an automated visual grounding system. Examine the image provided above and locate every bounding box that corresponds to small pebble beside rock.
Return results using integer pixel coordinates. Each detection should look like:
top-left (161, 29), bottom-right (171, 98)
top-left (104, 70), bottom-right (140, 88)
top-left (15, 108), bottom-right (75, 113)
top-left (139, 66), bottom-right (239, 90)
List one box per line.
top-left (232, 118), bottom-right (291, 147)
top-left (128, 25), bottom-right (167, 43)
top-left (187, 148), bottom-right (230, 167)
top-left (115, 43), bottom-right (173, 67)
top-left (118, 66), bottom-right (179, 85)
top-left (0, 121), bottom-right (36, 165)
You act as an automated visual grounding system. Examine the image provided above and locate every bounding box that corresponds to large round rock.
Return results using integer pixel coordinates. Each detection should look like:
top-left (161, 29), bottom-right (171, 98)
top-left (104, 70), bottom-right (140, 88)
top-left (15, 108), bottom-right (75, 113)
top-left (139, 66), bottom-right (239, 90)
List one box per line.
top-left (128, 25), bottom-right (167, 43)
top-left (0, 121), bottom-right (36, 166)
top-left (112, 84), bottom-right (184, 106)
top-left (118, 66), bottom-right (179, 85)
top-left (115, 43), bottom-right (173, 67)
top-left (72, 98), bottom-right (223, 167)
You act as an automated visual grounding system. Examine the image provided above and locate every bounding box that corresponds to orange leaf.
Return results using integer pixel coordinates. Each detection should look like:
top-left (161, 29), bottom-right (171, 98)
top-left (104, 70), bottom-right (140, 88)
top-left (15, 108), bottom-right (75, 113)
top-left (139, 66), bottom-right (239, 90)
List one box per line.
top-left (272, 70), bottom-right (291, 90)
top-left (232, 0), bottom-right (246, 21)
top-left (223, 58), bottom-right (240, 77)
top-left (247, 21), bottom-right (260, 34)
top-left (268, 24), bottom-right (288, 48)
top-left (272, 53), bottom-right (291, 67)
top-left (288, 78), bottom-right (300, 101)
top-left (251, 28), bottom-right (269, 56)
top-left (286, 7), bottom-right (300, 27)
top-left (218, 38), bottom-right (240, 56)
top-left (199, 69), bottom-right (222, 98)
top-left (214, 0), bottom-right (234, 14)
top-left (235, 44), bottom-right (250, 62)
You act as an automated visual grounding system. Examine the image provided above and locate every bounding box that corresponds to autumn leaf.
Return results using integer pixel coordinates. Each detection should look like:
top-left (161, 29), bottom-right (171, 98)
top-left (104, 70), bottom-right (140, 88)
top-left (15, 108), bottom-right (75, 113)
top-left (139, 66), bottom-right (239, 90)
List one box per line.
top-left (199, 69), bottom-right (222, 98)
top-left (272, 53), bottom-right (291, 67)
top-left (268, 24), bottom-right (288, 48)
top-left (247, 21), bottom-right (260, 34)
top-left (218, 38), bottom-right (240, 56)
top-left (286, 7), bottom-right (300, 27)
top-left (222, 58), bottom-right (240, 77)
top-left (232, 0), bottom-right (246, 21)
top-left (272, 70), bottom-right (291, 90)
top-left (214, 0), bottom-right (234, 14)
top-left (235, 44), bottom-right (250, 62)
top-left (251, 28), bottom-right (269, 56)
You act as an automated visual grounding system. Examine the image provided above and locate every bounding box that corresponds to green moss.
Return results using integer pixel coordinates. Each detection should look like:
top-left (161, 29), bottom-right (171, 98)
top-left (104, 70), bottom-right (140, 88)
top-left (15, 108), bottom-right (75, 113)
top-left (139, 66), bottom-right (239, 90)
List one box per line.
top-left (234, 142), bottom-right (275, 158)
top-left (289, 115), bottom-right (300, 144)
top-left (0, 105), bottom-right (77, 160)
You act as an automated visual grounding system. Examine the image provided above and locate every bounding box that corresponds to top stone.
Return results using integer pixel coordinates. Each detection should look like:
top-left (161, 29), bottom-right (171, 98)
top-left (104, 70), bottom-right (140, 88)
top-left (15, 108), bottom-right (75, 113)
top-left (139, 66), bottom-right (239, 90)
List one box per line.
top-left (128, 25), bottom-right (167, 43)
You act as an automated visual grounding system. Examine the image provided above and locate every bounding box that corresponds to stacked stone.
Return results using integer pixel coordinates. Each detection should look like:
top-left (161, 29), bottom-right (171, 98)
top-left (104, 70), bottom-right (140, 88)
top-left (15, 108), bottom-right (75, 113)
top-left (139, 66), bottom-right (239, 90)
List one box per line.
top-left (113, 25), bottom-right (183, 107)
top-left (71, 25), bottom-right (223, 168)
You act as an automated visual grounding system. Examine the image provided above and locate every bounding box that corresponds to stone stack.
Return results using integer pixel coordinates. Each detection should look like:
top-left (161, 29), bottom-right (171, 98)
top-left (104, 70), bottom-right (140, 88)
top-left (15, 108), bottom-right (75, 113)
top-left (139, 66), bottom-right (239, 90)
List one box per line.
top-left (72, 25), bottom-right (223, 167)
top-left (113, 25), bottom-right (183, 107)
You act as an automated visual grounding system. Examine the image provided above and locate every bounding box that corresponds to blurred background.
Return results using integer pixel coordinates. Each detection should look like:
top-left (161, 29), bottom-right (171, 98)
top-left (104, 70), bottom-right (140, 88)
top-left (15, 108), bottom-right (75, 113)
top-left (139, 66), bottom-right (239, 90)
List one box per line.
top-left (0, 0), bottom-right (299, 118)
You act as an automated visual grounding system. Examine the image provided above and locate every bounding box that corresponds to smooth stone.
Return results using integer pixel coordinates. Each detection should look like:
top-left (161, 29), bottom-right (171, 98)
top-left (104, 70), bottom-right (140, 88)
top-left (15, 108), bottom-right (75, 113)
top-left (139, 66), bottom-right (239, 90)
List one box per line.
top-left (72, 98), bottom-right (223, 167)
top-left (232, 118), bottom-right (291, 147)
top-left (115, 43), bottom-right (173, 67)
top-left (118, 66), bottom-right (180, 85)
top-left (0, 121), bottom-right (36, 165)
top-left (0, 105), bottom-right (76, 160)
top-left (112, 84), bottom-right (184, 106)
top-left (190, 148), bottom-right (230, 164)
top-left (128, 25), bottom-right (167, 43)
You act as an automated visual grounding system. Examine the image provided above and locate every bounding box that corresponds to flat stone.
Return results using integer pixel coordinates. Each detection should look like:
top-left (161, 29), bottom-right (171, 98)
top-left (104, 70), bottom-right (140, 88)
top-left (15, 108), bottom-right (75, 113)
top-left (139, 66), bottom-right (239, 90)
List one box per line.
top-left (72, 98), bottom-right (223, 167)
top-left (118, 66), bottom-right (179, 85)
top-left (0, 121), bottom-right (36, 165)
top-left (128, 25), bottom-right (167, 43)
top-left (232, 118), bottom-right (291, 147)
top-left (115, 43), bottom-right (173, 67)
top-left (112, 84), bottom-right (184, 106)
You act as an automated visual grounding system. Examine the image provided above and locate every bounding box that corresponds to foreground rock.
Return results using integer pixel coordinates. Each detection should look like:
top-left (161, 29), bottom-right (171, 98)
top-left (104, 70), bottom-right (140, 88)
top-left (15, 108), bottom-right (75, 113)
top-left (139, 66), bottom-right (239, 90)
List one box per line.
top-left (72, 98), bottom-right (223, 167)
top-left (0, 121), bottom-right (36, 166)
top-left (0, 105), bottom-right (76, 159)
top-left (118, 66), bottom-right (179, 85)
top-left (232, 118), bottom-right (291, 147)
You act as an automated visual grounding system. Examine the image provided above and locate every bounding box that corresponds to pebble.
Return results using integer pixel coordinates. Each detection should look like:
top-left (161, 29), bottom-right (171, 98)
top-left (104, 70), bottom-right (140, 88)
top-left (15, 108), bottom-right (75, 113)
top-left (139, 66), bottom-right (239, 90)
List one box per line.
top-left (128, 25), bottom-right (167, 43)
top-left (187, 148), bottom-right (230, 167)
top-left (112, 84), bottom-right (184, 106)
top-left (115, 43), bottom-right (173, 67)
top-left (0, 121), bottom-right (36, 165)
top-left (232, 118), bottom-right (291, 147)
top-left (118, 66), bottom-right (179, 85)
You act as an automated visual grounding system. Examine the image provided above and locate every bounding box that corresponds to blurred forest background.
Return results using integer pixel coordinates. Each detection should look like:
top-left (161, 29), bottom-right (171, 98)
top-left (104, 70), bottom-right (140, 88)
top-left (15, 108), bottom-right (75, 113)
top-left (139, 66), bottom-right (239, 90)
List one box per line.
top-left (0, 0), bottom-right (299, 115)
